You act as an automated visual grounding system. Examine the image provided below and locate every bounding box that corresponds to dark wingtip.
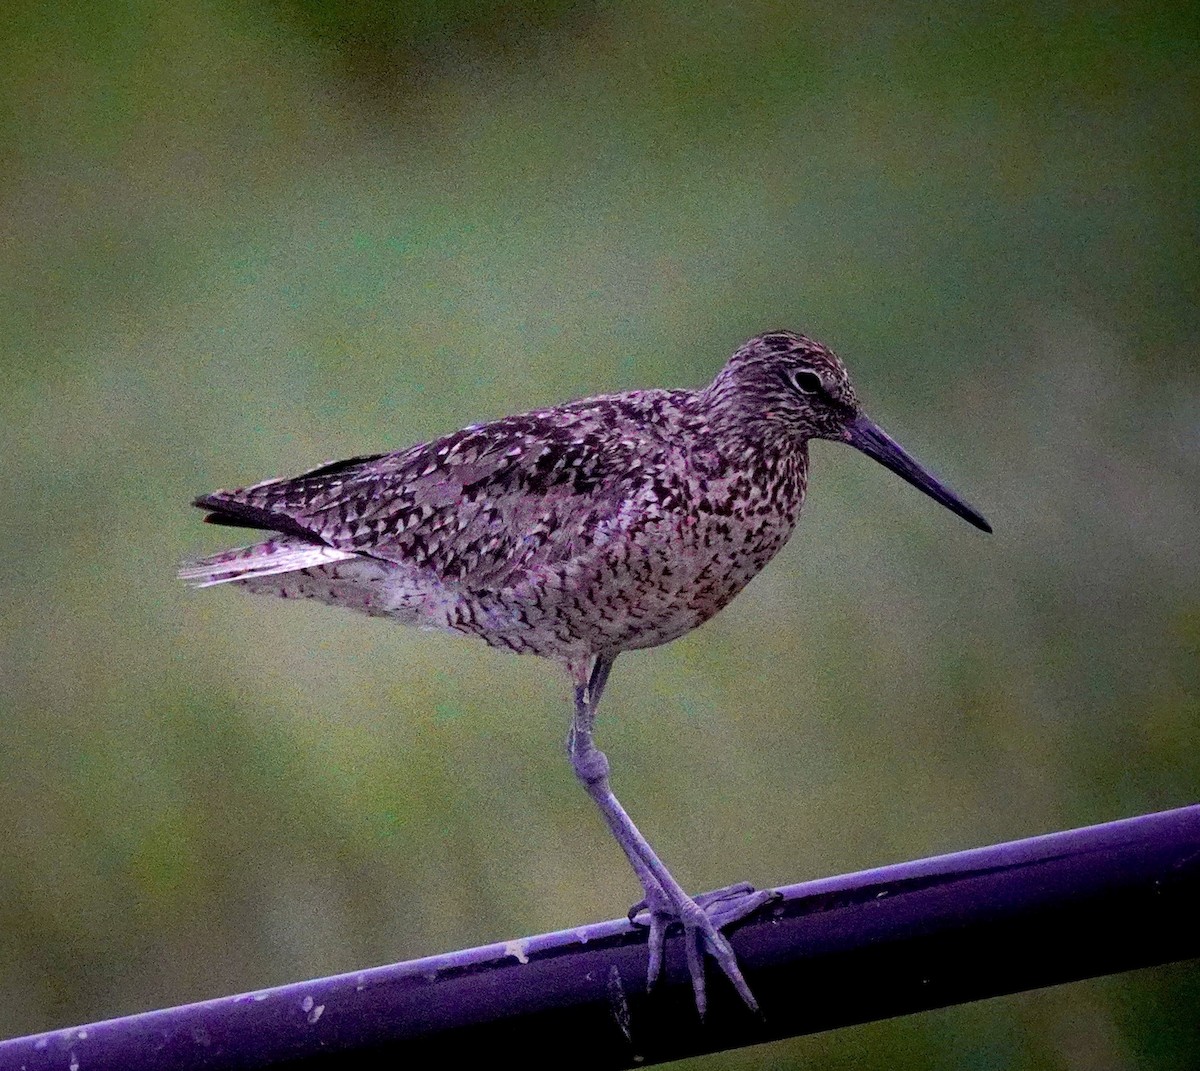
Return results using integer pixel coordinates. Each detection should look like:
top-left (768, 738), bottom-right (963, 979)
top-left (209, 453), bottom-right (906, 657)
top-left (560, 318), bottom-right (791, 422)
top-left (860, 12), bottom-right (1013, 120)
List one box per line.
top-left (193, 492), bottom-right (269, 528)
top-left (188, 492), bottom-right (321, 541)
top-left (201, 512), bottom-right (273, 531)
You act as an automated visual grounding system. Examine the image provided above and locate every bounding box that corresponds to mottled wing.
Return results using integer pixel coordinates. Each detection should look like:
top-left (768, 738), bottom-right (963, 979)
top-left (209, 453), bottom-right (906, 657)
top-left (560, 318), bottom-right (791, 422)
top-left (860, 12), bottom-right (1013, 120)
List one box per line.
top-left (193, 394), bottom-right (678, 590)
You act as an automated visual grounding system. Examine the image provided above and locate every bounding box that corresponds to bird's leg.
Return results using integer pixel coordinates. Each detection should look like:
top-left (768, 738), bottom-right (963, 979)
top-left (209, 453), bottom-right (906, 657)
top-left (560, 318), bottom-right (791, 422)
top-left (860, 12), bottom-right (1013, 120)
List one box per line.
top-left (582, 659), bottom-right (774, 934)
top-left (575, 656), bottom-right (674, 984)
top-left (567, 654), bottom-right (773, 1018)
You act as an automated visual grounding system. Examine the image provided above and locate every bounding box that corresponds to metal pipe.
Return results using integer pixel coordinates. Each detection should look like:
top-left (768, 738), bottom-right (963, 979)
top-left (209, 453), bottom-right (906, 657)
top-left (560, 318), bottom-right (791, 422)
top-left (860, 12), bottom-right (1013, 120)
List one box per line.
top-left (5, 805), bottom-right (1199, 1070)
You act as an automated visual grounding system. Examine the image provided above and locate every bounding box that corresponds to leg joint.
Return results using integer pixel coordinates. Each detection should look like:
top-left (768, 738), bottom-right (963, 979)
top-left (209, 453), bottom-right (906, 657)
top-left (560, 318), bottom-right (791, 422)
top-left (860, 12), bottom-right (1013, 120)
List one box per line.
top-left (569, 736), bottom-right (610, 785)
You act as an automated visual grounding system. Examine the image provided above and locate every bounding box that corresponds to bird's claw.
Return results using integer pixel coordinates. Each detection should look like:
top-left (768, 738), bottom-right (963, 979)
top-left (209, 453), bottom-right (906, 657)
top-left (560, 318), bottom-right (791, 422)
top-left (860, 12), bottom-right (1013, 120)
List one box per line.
top-left (628, 881), bottom-right (779, 1018)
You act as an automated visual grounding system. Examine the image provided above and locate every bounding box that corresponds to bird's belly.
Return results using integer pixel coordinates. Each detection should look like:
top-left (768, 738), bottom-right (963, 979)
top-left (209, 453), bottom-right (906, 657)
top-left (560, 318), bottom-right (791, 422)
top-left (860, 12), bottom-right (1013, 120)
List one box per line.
top-left (603, 551), bottom-right (762, 650)
top-left (545, 511), bottom-right (797, 655)
top-left (279, 507), bottom-right (801, 665)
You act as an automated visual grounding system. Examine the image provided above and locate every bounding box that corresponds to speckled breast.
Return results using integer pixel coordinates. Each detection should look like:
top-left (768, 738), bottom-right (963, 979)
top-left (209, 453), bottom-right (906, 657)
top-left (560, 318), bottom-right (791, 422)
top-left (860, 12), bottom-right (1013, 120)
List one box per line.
top-left (458, 435), bottom-right (810, 662)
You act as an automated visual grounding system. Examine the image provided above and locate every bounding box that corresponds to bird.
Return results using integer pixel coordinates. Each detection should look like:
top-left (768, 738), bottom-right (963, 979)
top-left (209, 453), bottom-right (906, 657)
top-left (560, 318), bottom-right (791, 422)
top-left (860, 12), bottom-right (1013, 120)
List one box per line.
top-left (180, 330), bottom-right (991, 1017)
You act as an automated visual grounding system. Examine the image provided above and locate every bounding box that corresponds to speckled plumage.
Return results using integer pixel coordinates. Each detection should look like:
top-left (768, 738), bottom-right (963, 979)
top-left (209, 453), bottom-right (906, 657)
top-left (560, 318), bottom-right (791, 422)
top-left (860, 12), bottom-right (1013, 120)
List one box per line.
top-left (181, 330), bottom-right (989, 1017)
top-left (183, 332), bottom-right (861, 673)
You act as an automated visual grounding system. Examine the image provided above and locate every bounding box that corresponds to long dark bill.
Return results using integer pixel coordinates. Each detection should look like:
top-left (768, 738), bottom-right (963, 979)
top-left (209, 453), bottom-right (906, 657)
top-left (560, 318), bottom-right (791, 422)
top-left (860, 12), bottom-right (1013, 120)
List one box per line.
top-left (844, 415), bottom-right (992, 533)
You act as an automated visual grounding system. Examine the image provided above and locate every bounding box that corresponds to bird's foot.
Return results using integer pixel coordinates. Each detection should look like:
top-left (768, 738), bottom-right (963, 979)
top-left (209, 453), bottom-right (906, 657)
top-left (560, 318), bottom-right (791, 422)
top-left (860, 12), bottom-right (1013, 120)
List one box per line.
top-left (627, 881), bottom-right (779, 1018)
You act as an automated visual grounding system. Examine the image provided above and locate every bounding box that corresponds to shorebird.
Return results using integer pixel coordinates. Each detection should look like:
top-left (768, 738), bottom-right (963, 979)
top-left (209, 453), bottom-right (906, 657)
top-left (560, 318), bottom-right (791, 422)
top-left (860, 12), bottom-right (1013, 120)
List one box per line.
top-left (181, 330), bottom-right (990, 1016)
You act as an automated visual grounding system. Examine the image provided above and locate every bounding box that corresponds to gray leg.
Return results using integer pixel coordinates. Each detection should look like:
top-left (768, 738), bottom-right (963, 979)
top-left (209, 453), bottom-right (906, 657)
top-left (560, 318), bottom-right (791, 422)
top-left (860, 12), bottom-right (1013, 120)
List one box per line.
top-left (571, 659), bottom-right (676, 989)
top-left (567, 654), bottom-right (775, 1018)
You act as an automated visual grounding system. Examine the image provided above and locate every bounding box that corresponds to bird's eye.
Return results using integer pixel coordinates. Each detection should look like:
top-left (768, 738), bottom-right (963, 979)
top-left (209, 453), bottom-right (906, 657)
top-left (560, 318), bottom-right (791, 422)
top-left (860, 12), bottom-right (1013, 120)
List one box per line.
top-left (790, 369), bottom-right (824, 395)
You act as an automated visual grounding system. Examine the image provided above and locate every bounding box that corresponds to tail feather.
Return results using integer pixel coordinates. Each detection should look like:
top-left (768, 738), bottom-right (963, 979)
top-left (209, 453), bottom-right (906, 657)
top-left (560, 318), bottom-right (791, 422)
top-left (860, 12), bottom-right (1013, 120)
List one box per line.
top-left (179, 538), bottom-right (356, 588)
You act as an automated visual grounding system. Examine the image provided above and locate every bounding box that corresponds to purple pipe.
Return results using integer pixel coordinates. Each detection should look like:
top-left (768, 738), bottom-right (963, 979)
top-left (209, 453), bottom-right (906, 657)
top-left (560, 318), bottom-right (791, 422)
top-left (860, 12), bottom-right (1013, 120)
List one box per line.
top-left (4, 805), bottom-right (1199, 1069)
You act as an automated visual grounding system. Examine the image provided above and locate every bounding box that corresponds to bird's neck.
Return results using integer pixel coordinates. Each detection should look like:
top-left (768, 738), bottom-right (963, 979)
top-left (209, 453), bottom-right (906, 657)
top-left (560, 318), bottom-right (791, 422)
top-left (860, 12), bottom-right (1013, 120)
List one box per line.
top-left (696, 378), bottom-right (811, 460)
top-left (690, 390), bottom-right (811, 519)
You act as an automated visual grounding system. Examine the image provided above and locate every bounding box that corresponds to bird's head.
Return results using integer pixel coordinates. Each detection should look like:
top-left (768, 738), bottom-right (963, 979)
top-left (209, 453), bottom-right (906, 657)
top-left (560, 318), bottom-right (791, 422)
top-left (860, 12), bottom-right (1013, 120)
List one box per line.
top-left (711, 330), bottom-right (992, 533)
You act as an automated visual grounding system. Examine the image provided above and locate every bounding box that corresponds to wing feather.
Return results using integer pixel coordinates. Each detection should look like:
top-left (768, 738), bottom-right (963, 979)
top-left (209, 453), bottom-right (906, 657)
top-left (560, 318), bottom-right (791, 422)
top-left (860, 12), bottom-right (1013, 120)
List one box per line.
top-left (189, 391), bottom-right (688, 589)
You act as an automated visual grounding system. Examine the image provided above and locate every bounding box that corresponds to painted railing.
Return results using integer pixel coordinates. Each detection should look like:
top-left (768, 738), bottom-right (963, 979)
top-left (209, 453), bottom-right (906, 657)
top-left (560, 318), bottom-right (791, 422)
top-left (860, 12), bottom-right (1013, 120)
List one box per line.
top-left (4, 805), bottom-right (1198, 1069)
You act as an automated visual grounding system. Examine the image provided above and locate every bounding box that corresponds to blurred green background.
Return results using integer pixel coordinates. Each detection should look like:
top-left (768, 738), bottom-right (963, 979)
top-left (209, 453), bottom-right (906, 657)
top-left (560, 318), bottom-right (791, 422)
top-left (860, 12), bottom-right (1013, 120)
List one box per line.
top-left (2, 0), bottom-right (1198, 1065)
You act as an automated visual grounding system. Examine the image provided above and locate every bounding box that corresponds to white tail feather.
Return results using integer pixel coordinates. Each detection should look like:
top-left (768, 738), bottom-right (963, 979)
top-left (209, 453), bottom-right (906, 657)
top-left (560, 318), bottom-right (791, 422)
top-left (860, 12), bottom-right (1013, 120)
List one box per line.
top-left (179, 541), bottom-right (357, 588)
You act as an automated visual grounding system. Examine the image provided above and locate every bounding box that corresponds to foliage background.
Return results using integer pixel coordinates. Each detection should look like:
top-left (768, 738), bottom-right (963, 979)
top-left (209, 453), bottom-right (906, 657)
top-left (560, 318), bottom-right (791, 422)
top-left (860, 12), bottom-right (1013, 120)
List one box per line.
top-left (2, 2), bottom-right (1198, 1066)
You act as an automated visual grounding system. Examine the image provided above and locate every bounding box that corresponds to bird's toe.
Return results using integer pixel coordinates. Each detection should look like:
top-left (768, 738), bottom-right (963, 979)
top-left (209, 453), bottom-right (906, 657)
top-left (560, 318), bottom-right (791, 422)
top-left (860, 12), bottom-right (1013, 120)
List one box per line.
top-left (627, 880), bottom-right (775, 1017)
